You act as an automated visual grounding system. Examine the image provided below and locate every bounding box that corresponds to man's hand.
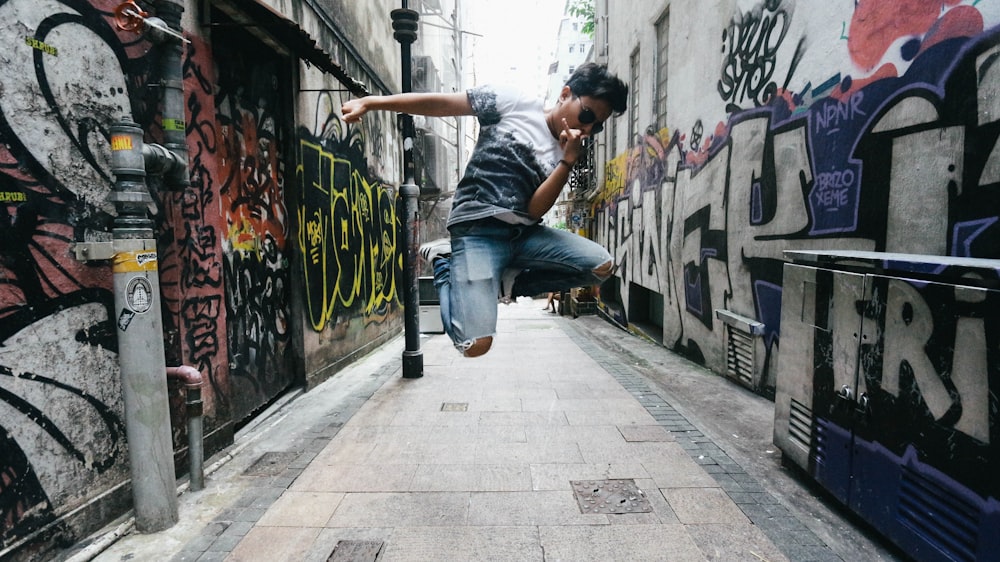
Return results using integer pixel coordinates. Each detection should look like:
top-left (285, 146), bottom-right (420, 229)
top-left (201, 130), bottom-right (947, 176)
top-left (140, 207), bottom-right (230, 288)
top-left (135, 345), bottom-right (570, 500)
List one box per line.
top-left (341, 98), bottom-right (370, 123)
top-left (559, 117), bottom-right (584, 164)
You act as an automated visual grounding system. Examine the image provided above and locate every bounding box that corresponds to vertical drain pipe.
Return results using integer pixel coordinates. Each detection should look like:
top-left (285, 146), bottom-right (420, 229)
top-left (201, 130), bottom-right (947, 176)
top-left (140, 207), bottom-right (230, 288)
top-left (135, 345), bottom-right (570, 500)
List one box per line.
top-left (150, 0), bottom-right (190, 192)
top-left (102, 0), bottom-right (191, 530)
top-left (108, 121), bottom-right (179, 532)
top-left (166, 366), bottom-right (204, 491)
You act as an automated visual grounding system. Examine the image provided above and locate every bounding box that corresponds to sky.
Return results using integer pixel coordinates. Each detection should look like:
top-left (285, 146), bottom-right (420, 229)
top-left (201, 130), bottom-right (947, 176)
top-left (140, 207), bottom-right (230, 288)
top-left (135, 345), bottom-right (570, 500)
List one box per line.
top-left (463, 0), bottom-right (566, 96)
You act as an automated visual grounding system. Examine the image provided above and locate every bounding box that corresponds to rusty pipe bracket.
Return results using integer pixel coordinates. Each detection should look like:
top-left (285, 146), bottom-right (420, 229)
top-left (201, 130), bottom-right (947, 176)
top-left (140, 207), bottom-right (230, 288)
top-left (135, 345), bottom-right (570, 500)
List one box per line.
top-left (114, 1), bottom-right (190, 44)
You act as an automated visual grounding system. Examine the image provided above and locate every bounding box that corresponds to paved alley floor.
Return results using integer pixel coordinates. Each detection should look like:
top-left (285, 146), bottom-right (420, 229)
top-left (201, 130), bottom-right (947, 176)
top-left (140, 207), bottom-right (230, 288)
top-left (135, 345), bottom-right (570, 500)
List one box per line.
top-left (77, 298), bottom-right (903, 562)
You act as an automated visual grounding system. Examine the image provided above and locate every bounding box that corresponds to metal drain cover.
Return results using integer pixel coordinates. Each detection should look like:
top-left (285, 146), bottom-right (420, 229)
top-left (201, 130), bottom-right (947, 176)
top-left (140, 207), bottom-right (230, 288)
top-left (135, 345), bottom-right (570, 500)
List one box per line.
top-left (243, 452), bottom-right (298, 476)
top-left (570, 479), bottom-right (653, 514)
top-left (327, 539), bottom-right (384, 561)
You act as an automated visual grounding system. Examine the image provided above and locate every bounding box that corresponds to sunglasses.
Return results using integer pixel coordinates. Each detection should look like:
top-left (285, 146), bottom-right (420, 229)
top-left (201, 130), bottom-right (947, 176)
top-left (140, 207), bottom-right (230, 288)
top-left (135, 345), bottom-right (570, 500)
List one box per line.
top-left (574, 96), bottom-right (605, 135)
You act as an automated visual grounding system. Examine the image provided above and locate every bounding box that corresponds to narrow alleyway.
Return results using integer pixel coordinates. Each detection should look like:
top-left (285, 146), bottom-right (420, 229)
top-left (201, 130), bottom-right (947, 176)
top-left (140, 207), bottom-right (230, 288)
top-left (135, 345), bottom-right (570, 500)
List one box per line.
top-left (78, 298), bottom-right (905, 562)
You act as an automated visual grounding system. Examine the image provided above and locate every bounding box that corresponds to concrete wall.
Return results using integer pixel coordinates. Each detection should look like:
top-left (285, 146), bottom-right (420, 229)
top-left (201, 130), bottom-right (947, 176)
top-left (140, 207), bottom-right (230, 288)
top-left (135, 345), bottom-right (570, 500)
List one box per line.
top-left (0, 0), bottom-right (403, 557)
top-left (295, 60), bottom-right (404, 388)
top-left (594, 0), bottom-right (1000, 395)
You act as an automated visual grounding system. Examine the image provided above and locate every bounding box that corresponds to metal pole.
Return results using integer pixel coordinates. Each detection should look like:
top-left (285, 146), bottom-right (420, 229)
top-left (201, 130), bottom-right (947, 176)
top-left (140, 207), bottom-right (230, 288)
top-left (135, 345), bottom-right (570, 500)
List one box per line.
top-left (392, 4), bottom-right (423, 378)
top-left (186, 385), bottom-right (204, 490)
top-left (108, 120), bottom-right (179, 532)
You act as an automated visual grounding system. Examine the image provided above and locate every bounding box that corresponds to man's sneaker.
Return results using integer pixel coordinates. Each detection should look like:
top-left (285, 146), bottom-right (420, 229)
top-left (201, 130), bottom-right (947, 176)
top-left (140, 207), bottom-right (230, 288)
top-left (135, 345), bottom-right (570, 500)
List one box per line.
top-left (419, 238), bottom-right (452, 265)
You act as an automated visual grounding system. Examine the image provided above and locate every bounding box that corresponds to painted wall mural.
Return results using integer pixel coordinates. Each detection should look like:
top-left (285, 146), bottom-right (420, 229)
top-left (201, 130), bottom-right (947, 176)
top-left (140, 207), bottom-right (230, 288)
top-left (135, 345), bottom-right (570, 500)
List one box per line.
top-left (297, 92), bottom-right (400, 335)
top-left (210, 24), bottom-right (296, 421)
top-left (0, 0), bottom-right (406, 556)
top-left (0, 0), bottom-right (154, 550)
top-left (594, 1), bottom-right (1000, 392)
top-left (158, 34), bottom-right (230, 429)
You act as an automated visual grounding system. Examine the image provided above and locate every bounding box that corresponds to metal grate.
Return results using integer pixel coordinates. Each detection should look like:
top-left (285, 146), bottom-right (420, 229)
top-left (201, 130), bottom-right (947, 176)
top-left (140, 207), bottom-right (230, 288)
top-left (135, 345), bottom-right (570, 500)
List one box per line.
top-left (243, 452), bottom-right (299, 476)
top-left (570, 479), bottom-right (652, 514)
top-left (898, 465), bottom-right (980, 562)
top-left (725, 324), bottom-right (755, 386)
top-left (788, 398), bottom-right (813, 450)
top-left (715, 309), bottom-right (765, 389)
top-left (327, 540), bottom-right (384, 562)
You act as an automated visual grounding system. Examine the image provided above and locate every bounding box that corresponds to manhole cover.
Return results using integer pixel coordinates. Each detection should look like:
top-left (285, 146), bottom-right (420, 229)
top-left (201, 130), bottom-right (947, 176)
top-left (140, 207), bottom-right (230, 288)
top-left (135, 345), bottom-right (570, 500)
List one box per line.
top-left (327, 539), bottom-right (384, 561)
top-left (441, 402), bottom-right (468, 411)
top-left (570, 479), bottom-right (653, 514)
top-left (243, 452), bottom-right (298, 476)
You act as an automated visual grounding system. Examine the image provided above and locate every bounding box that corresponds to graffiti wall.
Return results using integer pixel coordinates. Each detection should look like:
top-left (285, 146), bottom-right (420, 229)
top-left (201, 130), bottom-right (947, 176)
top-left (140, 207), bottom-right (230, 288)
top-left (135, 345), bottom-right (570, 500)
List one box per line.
top-left (295, 68), bottom-right (403, 387)
top-left (157, 33), bottom-right (232, 450)
top-left (0, 0), bottom-right (405, 557)
top-left (598, 0), bottom-right (1000, 393)
top-left (0, 0), bottom-right (154, 553)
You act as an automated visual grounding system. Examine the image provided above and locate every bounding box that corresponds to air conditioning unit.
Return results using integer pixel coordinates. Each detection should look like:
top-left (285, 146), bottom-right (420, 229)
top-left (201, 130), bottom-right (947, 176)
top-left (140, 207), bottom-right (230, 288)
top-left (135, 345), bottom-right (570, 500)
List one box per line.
top-left (412, 56), bottom-right (441, 93)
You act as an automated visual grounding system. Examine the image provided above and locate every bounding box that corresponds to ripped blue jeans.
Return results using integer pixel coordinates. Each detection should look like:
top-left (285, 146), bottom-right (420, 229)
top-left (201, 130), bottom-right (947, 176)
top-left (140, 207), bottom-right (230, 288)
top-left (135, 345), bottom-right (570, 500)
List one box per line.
top-left (433, 218), bottom-right (613, 352)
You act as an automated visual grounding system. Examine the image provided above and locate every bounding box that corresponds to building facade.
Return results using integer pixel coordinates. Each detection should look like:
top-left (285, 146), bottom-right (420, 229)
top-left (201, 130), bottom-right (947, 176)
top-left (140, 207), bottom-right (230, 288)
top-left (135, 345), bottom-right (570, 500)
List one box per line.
top-left (0, 0), bottom-right (462, 558)
top-left (589, 4), bottom-right (1000, 556)
top-left (590, 0), bottom-right (1000, 394)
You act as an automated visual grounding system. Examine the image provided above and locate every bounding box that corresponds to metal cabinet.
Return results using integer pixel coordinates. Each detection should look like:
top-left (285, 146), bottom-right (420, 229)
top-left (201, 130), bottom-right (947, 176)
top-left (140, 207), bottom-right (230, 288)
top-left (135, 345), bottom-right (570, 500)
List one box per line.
top-left (774, 251), bottom-right (1000, 562)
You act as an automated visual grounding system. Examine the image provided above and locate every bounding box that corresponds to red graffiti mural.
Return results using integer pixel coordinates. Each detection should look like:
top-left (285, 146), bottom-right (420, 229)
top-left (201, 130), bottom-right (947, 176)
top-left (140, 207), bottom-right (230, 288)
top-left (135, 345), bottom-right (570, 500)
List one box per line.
top-left (849, 1), bottom-right (982, 71)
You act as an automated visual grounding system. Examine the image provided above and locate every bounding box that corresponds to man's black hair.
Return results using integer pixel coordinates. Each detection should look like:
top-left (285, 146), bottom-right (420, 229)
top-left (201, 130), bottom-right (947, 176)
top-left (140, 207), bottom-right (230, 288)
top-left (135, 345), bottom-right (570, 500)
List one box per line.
top-left (565, 62), bottom-right (629, 115)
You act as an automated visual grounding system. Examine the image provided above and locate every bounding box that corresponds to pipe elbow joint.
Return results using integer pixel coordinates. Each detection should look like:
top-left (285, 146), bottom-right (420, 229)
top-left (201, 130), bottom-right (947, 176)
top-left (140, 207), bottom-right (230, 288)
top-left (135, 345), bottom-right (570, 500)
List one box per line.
top-left (166, 365), bottom-right (203, 388)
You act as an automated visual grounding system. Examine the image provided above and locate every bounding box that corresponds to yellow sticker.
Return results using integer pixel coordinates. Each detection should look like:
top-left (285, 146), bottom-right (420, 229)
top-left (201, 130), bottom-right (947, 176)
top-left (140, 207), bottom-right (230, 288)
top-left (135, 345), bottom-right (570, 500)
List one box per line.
top-left (111, 135), bottom-right (133, 151)
top-left (25, 37), bottom-right (57, 56)
top-left (163, 118), bottom-right (186, 132)
top-left (0, 192), bottom-right (27, 202)
top-left (113, 250), bottom-right (158, 273)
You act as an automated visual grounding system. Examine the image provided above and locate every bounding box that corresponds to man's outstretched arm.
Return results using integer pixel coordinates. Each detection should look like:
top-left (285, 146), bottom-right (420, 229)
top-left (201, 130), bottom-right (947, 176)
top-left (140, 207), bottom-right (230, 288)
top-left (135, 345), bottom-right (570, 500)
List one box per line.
top-left (341, 92), bottom-right (474, 123)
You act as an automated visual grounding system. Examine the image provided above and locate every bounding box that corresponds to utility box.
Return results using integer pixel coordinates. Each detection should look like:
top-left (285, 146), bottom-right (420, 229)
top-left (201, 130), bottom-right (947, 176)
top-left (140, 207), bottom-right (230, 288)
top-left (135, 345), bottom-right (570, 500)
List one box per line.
top-left (418, 276), bottom-right (444, 334)
top-left (774, 250), bottom-right (1000, 562)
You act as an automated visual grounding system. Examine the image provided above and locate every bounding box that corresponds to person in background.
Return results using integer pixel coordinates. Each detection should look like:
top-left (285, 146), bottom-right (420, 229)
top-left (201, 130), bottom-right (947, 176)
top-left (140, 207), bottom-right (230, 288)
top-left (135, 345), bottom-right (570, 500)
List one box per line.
top-left (545, 291), bottom-right (559, 313)
top-left (341, 63), bottom-right (628, 357)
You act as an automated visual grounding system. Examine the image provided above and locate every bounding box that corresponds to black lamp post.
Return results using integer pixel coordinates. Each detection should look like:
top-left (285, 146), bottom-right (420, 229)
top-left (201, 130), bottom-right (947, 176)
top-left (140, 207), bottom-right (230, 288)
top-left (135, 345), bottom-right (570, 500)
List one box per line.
top-left (391, 3), bottom-right (423, 378)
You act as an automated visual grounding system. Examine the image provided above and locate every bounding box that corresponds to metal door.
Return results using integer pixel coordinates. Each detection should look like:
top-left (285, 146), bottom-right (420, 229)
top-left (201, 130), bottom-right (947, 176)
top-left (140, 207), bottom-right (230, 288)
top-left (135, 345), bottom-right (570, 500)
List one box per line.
top-left (773, 263), bottom-right (867, 503)
top-left (848, 275), bottom-right (999, 561)
top-left (213, 10), bottom-right (297, 423)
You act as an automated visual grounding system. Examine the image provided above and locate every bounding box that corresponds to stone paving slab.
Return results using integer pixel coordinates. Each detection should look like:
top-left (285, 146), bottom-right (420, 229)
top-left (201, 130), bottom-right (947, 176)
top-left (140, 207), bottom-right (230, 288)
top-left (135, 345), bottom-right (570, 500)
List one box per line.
top-left (88, 298), bottom-right (844, 562)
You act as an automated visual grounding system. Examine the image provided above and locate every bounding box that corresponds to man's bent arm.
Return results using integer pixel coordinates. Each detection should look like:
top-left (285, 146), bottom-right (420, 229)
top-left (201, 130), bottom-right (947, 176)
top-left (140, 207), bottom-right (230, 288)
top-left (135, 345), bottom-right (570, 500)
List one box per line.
top-left (527, 159), bottom-right (575, 220)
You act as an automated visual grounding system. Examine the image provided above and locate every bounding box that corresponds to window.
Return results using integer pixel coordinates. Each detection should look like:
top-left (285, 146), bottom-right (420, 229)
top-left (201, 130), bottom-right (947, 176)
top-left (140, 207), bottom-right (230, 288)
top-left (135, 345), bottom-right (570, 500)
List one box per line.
top-left (629, 49), bottom-right (640, 143)
top-left (573, 22), bottom-right (579, 31)
top-left (569, 44), bottom-right (575, 54)
top-left (655, 11), bottom-right (669, 129)
top-left (569, 65), bottom-right (576, 75)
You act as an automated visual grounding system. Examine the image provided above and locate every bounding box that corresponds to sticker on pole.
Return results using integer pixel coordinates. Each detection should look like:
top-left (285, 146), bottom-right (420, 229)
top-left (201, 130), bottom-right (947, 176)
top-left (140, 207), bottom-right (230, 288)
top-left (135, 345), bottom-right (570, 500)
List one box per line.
top-left (125, 277), bottom-right (153, 313)
top-left (113, 250), bottom-right (158, 273)
top-left (118, 309), bottom-right (135, 332)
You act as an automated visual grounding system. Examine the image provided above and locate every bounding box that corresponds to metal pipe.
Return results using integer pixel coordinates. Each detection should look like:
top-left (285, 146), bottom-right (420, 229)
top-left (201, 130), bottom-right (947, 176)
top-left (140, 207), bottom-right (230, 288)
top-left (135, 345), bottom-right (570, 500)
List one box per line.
top-left (68, 0), bottom-right (191, 533)
top-left (108, 120), bottom-right (178, 532)
top-left (165, 366), bottom-right (204, 491)
top-left (151, 0), bottom-right (190, 191)
top-left (392, 4), bottom-right (424, 379)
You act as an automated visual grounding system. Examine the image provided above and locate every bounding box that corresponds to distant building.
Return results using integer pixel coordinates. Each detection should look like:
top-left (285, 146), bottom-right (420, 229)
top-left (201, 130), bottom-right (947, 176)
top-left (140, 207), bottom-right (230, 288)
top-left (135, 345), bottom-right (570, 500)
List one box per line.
top-left (545, 2), bottom-right (594, 108)
top-left (543, 1), bottom-right (595, 230)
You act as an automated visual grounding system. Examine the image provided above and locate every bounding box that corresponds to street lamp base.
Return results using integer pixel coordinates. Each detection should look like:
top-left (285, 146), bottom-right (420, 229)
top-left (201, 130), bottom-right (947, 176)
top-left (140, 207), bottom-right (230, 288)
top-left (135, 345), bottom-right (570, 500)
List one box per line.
top-left (402, 350), bottom-right (424, 378)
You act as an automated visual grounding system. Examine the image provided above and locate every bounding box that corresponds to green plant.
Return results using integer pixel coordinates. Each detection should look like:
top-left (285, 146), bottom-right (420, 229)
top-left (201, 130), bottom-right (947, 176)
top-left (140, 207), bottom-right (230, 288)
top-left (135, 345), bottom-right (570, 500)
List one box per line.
top-left (568, 0), bottom-right (595, 36)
